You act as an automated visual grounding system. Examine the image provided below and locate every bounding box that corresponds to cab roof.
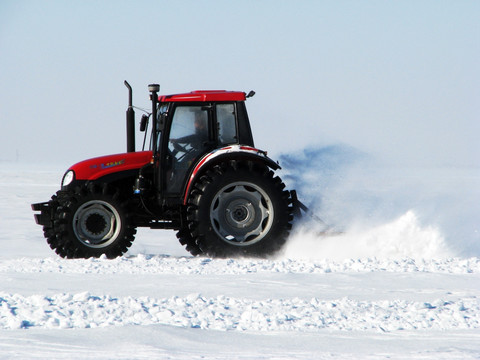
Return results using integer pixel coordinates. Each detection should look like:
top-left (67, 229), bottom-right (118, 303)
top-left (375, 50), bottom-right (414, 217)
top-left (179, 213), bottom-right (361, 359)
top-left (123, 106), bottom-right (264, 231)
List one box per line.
top-left (158, 90), bottom-right (246, 103)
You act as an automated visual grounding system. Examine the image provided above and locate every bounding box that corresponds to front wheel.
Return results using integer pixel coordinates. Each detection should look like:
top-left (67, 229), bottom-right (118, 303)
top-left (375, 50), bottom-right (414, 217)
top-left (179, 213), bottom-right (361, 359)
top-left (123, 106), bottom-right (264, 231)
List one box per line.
top-left (187, 161), bottom-right (293, 258)
top-left (49, 184), bottom-right (136, 259)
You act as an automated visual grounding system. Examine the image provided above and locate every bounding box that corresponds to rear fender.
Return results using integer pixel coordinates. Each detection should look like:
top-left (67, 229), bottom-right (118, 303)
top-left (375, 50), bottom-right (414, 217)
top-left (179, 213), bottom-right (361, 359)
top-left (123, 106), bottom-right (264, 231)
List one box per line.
top-left (182, 145), bottom-right (280, 205)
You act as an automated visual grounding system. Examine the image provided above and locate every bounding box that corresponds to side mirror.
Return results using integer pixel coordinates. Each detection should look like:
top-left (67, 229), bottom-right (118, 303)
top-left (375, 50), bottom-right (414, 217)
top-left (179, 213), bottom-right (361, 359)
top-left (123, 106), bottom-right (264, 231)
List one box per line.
top-left (140, 114), bottom-right (148, 132)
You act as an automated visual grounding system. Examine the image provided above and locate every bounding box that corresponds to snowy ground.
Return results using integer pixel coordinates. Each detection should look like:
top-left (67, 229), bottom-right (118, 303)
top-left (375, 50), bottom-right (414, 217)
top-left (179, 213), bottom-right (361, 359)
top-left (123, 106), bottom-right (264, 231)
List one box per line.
top-left (1, 161), bottom-right (479, 359)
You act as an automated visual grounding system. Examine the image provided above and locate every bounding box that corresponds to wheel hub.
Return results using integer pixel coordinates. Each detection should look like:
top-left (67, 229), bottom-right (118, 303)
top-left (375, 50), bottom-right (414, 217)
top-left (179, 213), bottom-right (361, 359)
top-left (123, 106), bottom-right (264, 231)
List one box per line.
top-left (210, 182), bottom-right (274, 245)
top-left (232, 206), bottom-right (248, 222)
top-left (73, 200), bottom-right (121, 248)
top-left (226, 200), bottom-right (254, 226)
top-left (85, 213), bottom-right (108, 236)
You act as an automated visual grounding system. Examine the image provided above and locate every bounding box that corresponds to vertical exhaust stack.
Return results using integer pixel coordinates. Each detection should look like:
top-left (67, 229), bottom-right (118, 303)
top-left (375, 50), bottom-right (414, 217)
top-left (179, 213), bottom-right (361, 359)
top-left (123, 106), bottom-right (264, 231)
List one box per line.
top-left (124, 80), bottom-right (135, 153)
top-left (148, 84), bottom-right (160, 153)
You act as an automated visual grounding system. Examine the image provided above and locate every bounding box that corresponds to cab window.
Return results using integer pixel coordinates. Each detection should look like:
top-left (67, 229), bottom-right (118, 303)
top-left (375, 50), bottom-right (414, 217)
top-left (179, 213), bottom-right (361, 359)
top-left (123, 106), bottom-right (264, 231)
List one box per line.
top-left (216, 103), bottom-right (237, 145)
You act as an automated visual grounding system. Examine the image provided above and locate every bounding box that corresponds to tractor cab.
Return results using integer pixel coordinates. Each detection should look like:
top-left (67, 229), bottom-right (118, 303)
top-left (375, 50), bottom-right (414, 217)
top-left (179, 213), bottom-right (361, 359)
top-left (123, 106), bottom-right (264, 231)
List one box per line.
top-left (142, 87), bottom-right (256, 204)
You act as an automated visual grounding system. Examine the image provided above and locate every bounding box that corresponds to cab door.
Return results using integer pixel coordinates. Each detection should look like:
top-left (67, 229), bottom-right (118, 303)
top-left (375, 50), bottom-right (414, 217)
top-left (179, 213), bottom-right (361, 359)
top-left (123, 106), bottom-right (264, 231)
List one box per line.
top-left (164, 104), bottom-right (212, 194)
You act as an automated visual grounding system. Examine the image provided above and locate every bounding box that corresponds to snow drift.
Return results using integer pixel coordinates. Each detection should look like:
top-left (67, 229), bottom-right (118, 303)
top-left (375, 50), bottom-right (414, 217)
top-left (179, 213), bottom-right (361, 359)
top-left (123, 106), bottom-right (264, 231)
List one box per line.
top-left (1, 291), bottom-right (479, 332)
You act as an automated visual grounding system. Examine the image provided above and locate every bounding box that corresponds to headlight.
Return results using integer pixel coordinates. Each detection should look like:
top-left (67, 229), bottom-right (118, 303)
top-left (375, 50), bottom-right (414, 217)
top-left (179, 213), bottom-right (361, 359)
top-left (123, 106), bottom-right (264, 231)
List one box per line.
top-left (61, 170), bottom-right (75, 187)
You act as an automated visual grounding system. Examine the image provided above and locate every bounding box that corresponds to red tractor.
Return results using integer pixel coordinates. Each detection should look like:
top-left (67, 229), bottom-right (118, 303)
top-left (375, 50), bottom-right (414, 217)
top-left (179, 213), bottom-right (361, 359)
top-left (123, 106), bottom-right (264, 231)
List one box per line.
top-left (32, 82), bottom-right (303, 259)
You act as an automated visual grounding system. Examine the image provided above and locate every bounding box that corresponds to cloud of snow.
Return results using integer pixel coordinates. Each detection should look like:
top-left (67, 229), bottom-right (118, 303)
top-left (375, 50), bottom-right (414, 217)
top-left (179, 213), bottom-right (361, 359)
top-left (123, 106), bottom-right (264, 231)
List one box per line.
top-left (284, 210), bottom-right (450, 260)
top-left (278, 144), bottom-right (480, 259)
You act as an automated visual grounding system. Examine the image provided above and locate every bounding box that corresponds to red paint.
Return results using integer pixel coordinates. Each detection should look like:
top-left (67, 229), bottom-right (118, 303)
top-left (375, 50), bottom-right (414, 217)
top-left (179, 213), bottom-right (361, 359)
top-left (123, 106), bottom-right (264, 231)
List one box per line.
top-left (159, 90), bottom-right (246, 103)
top-left (69, 151), bottom-right (153, 180)
top-left (239, 146), bottom-right (258, 152)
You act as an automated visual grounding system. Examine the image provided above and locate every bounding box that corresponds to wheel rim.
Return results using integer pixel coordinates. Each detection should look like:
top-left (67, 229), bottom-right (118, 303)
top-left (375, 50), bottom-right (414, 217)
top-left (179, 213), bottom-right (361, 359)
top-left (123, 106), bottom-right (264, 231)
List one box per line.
top-left (72, 200), bottom-right (121, 248)
top-left (210, 182), bottom-right (274, 246)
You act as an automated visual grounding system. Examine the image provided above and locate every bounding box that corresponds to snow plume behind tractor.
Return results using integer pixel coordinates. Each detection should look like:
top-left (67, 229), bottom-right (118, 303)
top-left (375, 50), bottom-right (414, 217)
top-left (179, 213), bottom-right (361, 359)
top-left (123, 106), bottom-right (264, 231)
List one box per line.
top-left (278, 144), bottom-right (480, 260)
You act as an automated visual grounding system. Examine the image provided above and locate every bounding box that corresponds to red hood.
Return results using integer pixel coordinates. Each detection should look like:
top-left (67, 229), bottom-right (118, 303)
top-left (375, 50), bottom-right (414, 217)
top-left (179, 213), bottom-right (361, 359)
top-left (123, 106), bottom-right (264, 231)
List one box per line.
top-left (69, 151), bottom-right (153, 181)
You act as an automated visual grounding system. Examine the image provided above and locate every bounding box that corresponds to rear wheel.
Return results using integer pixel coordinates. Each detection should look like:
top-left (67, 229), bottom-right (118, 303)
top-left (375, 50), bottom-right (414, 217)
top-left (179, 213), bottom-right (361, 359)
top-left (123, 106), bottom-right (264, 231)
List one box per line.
top-left (187, 161), bottom-right (293, 258)
top-left (49, 184), bottom-right (136, 259)
top-left (176, 209), bottom-right (203, 256)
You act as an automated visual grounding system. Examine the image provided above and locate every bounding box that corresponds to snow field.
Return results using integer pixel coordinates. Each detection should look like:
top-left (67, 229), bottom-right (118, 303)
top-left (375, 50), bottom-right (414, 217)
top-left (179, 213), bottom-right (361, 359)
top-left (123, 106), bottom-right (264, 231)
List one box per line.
top-left (0, 255), bottom-right (479, 334)
top-left (1, 164), bottom-right (480, 358)
top-left (1, 256), bottom-right (479, 275)
top-left (1, 291), bottom-right (479, 332)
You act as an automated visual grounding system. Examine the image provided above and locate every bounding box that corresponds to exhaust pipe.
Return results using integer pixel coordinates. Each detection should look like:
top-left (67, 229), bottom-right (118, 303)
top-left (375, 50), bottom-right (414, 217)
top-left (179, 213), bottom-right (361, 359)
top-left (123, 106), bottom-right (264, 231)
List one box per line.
top-left (148, 84), bottom-right (160, 153)
top-left (124, 80), bottom-right (135, 153)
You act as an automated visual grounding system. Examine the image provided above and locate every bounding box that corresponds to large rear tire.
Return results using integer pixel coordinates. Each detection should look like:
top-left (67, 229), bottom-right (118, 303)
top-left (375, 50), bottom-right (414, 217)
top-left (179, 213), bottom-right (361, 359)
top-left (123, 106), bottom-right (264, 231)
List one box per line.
top-left (49, 184), bottom-right (136, 259)
top-left (187, 161), bottom-right (292, 258)
top-left (176, 228), bottom-right (203, 256)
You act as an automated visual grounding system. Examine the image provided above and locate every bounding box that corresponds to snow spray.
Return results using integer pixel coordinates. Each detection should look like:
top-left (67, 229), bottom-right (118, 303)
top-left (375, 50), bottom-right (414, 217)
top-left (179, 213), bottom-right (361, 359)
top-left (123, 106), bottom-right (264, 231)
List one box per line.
top-left (277, 145), bottom-right (480, 260)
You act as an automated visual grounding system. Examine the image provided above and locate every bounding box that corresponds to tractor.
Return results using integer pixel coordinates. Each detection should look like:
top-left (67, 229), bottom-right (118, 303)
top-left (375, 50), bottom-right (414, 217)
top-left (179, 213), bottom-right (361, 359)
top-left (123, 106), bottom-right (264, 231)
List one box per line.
top-left (32, 81), bottom-right (305, 259)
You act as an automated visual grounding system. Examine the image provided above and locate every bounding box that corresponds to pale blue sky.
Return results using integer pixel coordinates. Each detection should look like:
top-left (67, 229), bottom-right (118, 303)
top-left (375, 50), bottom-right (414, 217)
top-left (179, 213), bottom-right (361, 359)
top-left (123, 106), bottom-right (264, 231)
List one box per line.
top-left (1, 0), bottom-right (478, 167)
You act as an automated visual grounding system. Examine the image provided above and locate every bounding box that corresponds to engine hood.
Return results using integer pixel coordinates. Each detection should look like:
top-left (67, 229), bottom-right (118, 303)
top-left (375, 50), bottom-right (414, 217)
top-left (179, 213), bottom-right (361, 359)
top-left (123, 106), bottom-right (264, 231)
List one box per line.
top-left (68, 151), bottom-right (153, 181)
